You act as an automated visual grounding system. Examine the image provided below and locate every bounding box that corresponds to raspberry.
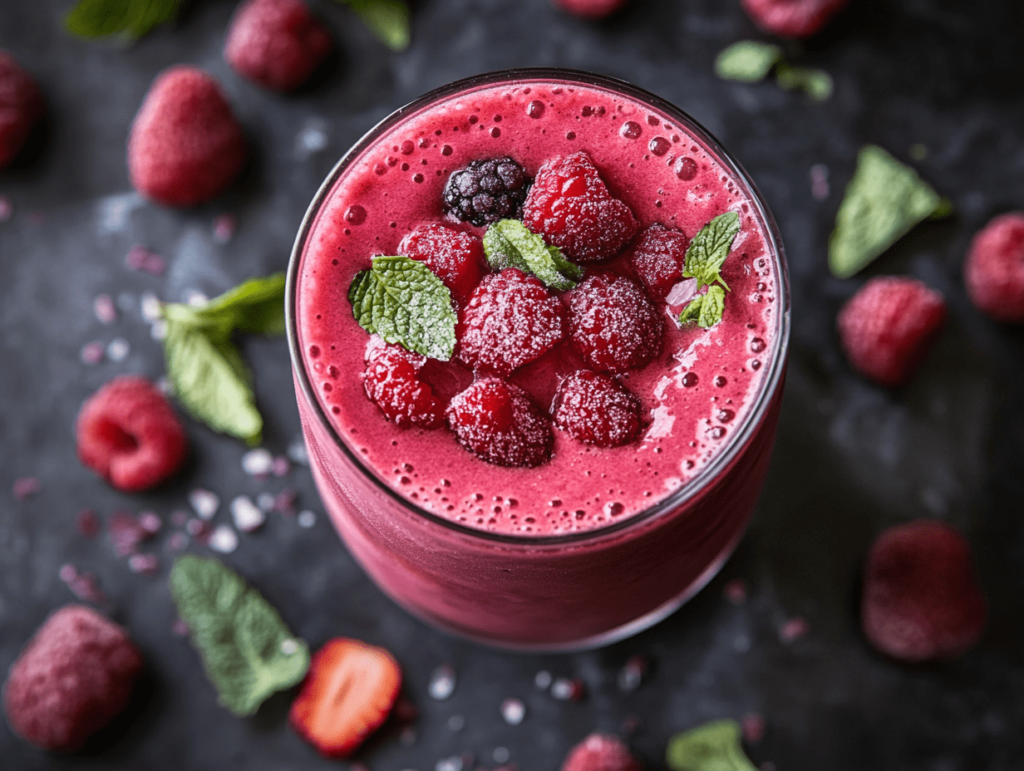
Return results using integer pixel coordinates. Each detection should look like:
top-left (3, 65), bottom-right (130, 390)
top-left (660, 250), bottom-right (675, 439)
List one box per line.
top-left (740, 0), bottom-right (848, 38)
top-left (442, 157), bottom-right (530, 226)
top-left (0, 51), bottom-right (44, 169)
top-left (963, 212), bottom-right (1024, 323)
top-left (522, 151), bottom-right (638, 263)
top-left (363, 337), bottom-right (444, 429)
top-left (862, 521), bottom-right (987, 662)
top-left (837, 276), bottom-right (946, 387)
top-left (553, 0), bottom-right (628, 18)
top-left (458, 268), bottom-right (567, 377)
top-left (568, 273), bottom-right (663, 374)
top-left (127, 66), bottom-right (247, 207)
top-left (629, 223), bottom-right (690, 300)
top-left (2, 605), bottom-right (143, 752)
top-left (398, 222), bottom-right (485, 304)
top-left (552, 370), bottom-right (643, 447)
top-left (561, 734), bottom-right (642, 771)
top-left (76, 376), bottom-right (189, 492)
top-left (224, 0), bottom-right (332, 92)
top-left (446, 378), bottom-right (553, 467)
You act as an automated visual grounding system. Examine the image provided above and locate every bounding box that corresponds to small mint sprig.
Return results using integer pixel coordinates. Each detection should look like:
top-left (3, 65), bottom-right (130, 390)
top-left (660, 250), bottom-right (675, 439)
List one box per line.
top-left (679, 212), bottom-right (741, 329)
top-left (483, 219), bottom-right (583, 291)
top-left (65, 0), bottom-right (180, 39)
top-left (337, 0), bottom-right (411, 51)
top-left (161, 274), bottom-right (286, 446)
top-left (666, 719), bottom-right (759, 771)
top-left (349, 255), bottom-right (457, 360)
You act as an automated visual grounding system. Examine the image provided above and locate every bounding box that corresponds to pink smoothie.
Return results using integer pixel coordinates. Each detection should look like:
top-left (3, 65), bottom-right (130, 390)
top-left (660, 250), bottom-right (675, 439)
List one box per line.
top-left (289, 71), bottom-right (788, 648)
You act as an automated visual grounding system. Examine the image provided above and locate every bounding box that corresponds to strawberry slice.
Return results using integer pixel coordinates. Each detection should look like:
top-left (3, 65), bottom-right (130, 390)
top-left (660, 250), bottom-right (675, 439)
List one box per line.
top-left (289, 638), bottom-right (402, 758)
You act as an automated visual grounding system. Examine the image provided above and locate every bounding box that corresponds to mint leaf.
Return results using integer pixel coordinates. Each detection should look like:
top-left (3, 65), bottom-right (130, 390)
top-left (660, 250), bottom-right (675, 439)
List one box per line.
top-left (715, 41), bottom-right (782, 83)
top-left (683, 211), bottom-right (740, 290)
top-left (170, 556), bottom-right (309, 717)
top-left (66, 0), bottom-right (179, 39)
top-left (666, 719), bottom-right (758, 771)
top-left (348, 256), bottom-right (456, 360)
top-left (201, 273), bottom-right (287, 335)
top-left (483, 220), bottom-right (582, 290)
top-left (829, 145), bottom-right (943, 278)
top-left (339, 0), bottom-right (411, 51)
top-left (680, 285), bottom-right (727, 328)
top-left (776, 63), bottom-right (834, 101)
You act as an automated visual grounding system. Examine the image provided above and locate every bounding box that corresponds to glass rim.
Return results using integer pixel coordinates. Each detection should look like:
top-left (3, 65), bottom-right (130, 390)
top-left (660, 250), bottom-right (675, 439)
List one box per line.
top-left (286, 67), bottom-right (791, 548)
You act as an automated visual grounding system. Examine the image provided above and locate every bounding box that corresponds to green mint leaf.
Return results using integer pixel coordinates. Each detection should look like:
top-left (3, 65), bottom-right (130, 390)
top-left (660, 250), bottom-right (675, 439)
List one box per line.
top-left (169, 556), bottom-right (310, 717)
top-left (829, 145), bottom-right (943, 278)
top-left (200, 273), bottom-right (287, 336)
top-left (483, 219), bottom-right (581, 290)
top-left (714, 41), bottom-right (782, 83)
top-left (339, 0), bottom-right (410, 51)
top-left (683, 211), bottom-right (741, 291)
top-left (66, 0), bottom-right (178, 39)
top-left (666, 719), bottom-right (759, 771)
top-left (776, 63), bottom-right (834, 101)
top-left (163, 321), bottom-right (264, 446)
top-left (348, 255), bottom-right (456, 360)
top-left (679, 285), bottom-right (727, 328)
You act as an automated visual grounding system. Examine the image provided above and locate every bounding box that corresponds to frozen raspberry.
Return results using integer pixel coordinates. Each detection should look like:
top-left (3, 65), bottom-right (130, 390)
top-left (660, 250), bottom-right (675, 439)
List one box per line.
top-left (76, 376), bottom-right (188, 492)
top-left (446, 378), bottom-right (553, 468)
top-left (0, 51), bottom-right (43, 169)
top-left (2, 605), bottom-right (143, 752)
top-left (568, 273), bottom-right (663, 374)
top-left (127, 66), bottom-right (246, 207)
top-left (458, 268), bottom-right (566, 377)
top-left (629, 223), bottom-right (691, 300)
top-left (553, 370), bottom-right (643, 447)
top-left (399, 223), bottom-right (485, 304)
top-left (740, 0), bottom-right (849, 38)
top-left (561, 733), bottom-right (642, 771)
top-left (443, 157), bottom-right (529, 227)
top-left (862, 521), bottom-right (987, 662)
top-left (522, 151), bottom-right (638, 263)
top-left (224, 0), bottom-right (332, 91)
top-left (837, 276), bottom-right (946, 387)
top-left (363, 337), bottom-right (444, 429)
top-left (553, 0), bottom-right (628, 18)
top-left (963, 212), bottom-right (1024, 323)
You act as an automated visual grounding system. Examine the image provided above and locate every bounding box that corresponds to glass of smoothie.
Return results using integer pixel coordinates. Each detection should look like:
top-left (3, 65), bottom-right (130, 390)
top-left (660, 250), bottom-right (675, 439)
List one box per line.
top-left (287, 69), bottom-right (789, 650)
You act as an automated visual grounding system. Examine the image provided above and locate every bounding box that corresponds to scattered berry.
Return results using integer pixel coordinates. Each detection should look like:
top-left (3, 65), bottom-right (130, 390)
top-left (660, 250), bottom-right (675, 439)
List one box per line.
top-left (458, 268), bottom-right (566, 377)
top-left (560, 734), bottom-right (641, 771)
top-left (2, 605), bottom-right (143, 752)
top-left (12, 476), bottom-right (41, 500)
top-left (779, 617), bottom-right (809, 643)
top-left (446, 378), bottom-right (553, 468)
top-left (108, 511), bottom-right (153, 557)
top-left (207, 524), bottom-right (239, 554)
top-left (363, 337), bottom-right (444, 429)
top-left (289, 638), bottom-right (402, 758)
top-left (399, 222), bottom-right (486, 304)
top-left (963, 212), bottom-right (1024, 322)
top-left (568, 274), bottom-right (663, 374)
top-left (862, 521), bottom-right (986, 662)
top-left (443, 157), bottom-right (530, 226)
top-left (740, 0), bottom-right (849, 38)
top-left (127, 66), bottom-right (246, 207)
top-left (76, 377), bottom-right (188, 492)
top-left (630, 224), bottom-right (690, 300)
top-left (224, 0), bottom-right (332, 91)
top-left (551, 677), bottom-right (586, 701)
top-left (837, 276), bottom-right (946, 387)
top-left (189, 488), bottom-right (220, 520)
top-left (0, 51), bottom-right (44, 169)
top-left (552, 370), bottom-right (643, 447)
top-left (553, 0), bottom-right (628, 18)
top-left (231, 495), bottom-right (266, 533)
top-left (522, 152), bottom-right (638, 263)
top-left (127, 553), bottom-right (160, 576)
top-left (241, 447), bottom-right (274, 476)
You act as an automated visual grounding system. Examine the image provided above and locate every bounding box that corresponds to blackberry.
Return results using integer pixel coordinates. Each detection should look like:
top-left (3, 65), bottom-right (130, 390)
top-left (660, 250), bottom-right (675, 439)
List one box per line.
top-left (442, 157), bottom-right (529, 226)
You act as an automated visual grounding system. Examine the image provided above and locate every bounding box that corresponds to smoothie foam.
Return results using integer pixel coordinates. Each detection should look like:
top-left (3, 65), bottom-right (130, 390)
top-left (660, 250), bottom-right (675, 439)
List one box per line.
top-left (296, 77), bottom-right (780, 538)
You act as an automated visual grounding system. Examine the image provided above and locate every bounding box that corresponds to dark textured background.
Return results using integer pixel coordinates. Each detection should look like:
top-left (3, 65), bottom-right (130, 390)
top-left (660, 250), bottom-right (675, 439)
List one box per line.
top-left (2, 0), bottom-right (1023, 769)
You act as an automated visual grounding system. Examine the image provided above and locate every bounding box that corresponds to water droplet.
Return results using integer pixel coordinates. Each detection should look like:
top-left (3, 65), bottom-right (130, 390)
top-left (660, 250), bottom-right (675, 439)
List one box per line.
top-left (620, 120), bottom-right (642, 139)
top-left (490, 127), bottom-right (501, 138)
top-left (682, 372), bottom-right (698, 388)
top-left (527, 100), bottom-right (546, 119)
top-left (750, 337), bottom-right (766, 353)
top-left (441, 145), bottom-right (453, 156)
top-left (345, 205), bottom-right (366, 225)
top-left (717, 409), bottom-right (735, 423)
top-left (714, 376), bottom-right (728, 387)
top-left (649, 136), bottom-right (671, 156)
top-left (400, 140), bottom-right (415, 155)
top-left (675, 156), bottom-right (698, 181)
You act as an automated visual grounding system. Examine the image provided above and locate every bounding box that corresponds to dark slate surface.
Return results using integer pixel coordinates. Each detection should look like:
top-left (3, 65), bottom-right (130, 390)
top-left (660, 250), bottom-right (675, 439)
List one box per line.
top-left (2, 0), bottom-right (1023, 769)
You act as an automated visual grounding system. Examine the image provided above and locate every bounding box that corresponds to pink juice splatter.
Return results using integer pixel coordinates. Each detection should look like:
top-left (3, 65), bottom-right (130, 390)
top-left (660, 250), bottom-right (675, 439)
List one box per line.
top-left (291, 71), bottom-right (788, 649)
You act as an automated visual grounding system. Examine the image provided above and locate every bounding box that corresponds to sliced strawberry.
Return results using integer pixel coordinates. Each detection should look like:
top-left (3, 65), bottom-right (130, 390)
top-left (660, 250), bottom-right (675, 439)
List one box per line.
top-left (289, 638), bottom-right (402, 759)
